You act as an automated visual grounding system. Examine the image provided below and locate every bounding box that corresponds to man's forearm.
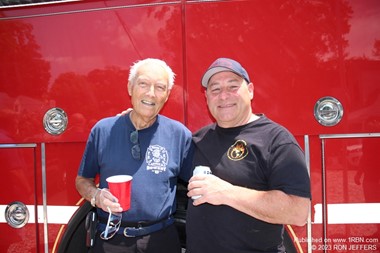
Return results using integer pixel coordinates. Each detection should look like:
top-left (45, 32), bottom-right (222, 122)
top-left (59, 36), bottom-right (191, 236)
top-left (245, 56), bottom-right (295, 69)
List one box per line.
top-left (225, 186), bottom-right (309, 226)
top-left (75, 176), bottom-right (98, 202)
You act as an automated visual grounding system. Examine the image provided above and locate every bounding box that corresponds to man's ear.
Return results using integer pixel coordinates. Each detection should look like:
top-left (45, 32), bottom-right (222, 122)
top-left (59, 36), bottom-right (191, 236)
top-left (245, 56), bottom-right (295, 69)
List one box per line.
top-left (127, 81), bottom-right (133, 96)
top-left (204, 89), bottom-right (209, 105)
top-left (164, 88), bottom-right (172, 103)
top-left (248, 82), bottom-right (254, 100)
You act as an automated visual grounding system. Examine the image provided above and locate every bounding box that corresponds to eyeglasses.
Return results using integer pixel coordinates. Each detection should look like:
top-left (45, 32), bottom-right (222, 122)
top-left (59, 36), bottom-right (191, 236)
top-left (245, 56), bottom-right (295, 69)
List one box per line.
top-left (100, 206), bottom-right (122, 240)
top-left (130, 130), bottom-right (141, 160)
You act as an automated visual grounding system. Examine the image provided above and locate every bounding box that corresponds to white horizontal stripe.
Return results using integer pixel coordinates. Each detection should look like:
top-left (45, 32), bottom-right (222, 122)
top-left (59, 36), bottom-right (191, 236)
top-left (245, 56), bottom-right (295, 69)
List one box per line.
top-left (0, 205), bottom-right (79, 224)
top-left (314, 203), bottom-right (380, 224)
top-left (3, 203), bottom-right (379, 225)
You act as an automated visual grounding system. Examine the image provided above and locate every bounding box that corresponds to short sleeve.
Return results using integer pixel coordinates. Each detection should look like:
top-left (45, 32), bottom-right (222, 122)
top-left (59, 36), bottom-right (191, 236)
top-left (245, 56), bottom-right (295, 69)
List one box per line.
top-left (268, 143), bottom-right (311, 198)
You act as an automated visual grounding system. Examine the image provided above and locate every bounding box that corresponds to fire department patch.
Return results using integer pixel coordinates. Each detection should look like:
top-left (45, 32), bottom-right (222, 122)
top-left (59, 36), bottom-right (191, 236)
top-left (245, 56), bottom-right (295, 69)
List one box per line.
top-left (146, 145), bottom-right (168, 174)
top-left (227, 140), bottom-right (248, 161)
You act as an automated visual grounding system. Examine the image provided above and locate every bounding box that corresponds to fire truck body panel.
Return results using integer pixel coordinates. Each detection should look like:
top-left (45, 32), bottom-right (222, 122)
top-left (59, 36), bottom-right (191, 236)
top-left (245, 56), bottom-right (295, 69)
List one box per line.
top-left (0, 0), bottom-right (379, 252)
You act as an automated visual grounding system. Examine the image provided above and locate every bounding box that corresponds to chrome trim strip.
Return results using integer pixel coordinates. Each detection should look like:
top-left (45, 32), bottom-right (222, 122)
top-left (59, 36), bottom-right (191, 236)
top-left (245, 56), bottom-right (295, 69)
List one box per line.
top-left (0, 1), bottom-right (180, 20)
top-left (304, 135), bottom-right (313, 253)
top-left (320, 133), bottom-right (380, 139)
top-left (0, 143), bottom-right (37, 148)
top-left (0, 0), bottom-right (80, 9)
top-left (187, 0), bottom-right (223, 3)
top-left (321, 138), bottom-right (328, 250)
top-left (41, 143), bottom-right (49, 253)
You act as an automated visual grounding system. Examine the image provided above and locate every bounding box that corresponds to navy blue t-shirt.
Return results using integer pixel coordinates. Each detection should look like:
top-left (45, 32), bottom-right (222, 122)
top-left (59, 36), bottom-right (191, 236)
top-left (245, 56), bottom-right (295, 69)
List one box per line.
top-left (186, 115), bottom-right (311, 253)
top-left (78, 113), bottom-right (193, 222)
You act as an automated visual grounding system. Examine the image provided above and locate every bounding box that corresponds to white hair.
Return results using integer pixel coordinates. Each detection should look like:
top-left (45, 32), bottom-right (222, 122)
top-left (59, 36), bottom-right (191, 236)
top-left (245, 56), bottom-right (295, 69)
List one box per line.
top-left (128, 58), bottom-right (175, 90)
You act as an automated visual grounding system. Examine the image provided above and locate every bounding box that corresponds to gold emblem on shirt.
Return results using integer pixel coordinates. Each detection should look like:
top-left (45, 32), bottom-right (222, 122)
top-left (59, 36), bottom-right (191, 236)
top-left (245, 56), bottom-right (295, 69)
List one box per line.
top-left (227, 140), bottom-right (248, 161)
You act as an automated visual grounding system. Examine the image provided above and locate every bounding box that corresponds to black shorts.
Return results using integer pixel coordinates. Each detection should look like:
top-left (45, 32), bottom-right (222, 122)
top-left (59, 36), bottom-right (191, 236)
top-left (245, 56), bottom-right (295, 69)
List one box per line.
top-left (89, 223), bottom-right (181, 253)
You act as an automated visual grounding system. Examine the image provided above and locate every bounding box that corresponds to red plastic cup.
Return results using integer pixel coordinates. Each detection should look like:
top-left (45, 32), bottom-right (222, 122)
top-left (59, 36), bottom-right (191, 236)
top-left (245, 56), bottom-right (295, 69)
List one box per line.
top-left (106, 175), bottom-right (133, 211)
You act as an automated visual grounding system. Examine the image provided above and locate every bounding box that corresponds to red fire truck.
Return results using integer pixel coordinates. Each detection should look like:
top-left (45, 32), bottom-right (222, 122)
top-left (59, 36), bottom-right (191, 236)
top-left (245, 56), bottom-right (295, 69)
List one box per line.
top-left (1, 0), bottom-right (379, 252)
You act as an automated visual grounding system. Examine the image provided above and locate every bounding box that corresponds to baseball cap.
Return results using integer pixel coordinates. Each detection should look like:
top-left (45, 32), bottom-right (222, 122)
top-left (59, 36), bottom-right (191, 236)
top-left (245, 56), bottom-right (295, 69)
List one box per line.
top-left (201, 57), bottom-right (251, 87)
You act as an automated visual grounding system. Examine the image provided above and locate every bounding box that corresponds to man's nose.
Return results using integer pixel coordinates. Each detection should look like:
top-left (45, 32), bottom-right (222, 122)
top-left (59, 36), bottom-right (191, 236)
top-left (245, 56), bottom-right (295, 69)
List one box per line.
top-left (218, 87), bottom-right (231, 99)
top-left (146, 85), bottom-right (156, 96)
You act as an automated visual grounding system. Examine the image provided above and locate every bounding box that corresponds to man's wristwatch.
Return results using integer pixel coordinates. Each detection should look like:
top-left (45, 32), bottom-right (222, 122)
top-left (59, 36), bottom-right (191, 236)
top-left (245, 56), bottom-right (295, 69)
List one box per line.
top-left (91, 188), bottom-right (100, 207)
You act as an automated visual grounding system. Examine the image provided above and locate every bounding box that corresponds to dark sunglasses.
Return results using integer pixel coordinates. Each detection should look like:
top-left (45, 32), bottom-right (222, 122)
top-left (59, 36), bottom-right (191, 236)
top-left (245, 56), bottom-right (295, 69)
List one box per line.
top-left (130, 130), bottom-right (141, 160)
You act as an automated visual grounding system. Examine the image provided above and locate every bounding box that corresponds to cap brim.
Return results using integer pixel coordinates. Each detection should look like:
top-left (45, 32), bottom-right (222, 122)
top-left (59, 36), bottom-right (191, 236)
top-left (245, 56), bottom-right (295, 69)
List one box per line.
top-left (201, 66), bottom-right (235, 87)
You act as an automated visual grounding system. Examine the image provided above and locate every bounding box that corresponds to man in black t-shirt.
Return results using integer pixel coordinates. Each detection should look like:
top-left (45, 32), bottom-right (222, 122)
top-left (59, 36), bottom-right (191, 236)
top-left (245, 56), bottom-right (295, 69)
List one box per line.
top-left (186, 58), bottom-right (311, 253)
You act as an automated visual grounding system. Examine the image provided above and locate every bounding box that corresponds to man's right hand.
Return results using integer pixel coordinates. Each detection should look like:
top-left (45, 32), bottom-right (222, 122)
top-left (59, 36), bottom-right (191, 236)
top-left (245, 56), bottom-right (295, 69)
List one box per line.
top-left (98, 189), bottom-right (123, 213)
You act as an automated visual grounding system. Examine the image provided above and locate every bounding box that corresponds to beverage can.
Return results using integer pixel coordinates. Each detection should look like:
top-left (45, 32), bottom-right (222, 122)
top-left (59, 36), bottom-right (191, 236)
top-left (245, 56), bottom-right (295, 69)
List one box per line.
top-left (192, 166), bottom-right (211, 200)
top-left (193, 165), bottom-right (212, 176)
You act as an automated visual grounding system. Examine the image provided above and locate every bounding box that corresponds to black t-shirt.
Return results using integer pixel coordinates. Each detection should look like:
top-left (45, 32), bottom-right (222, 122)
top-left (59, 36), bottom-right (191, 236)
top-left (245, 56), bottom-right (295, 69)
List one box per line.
top-left (186, 116), bottom-right (311, 253)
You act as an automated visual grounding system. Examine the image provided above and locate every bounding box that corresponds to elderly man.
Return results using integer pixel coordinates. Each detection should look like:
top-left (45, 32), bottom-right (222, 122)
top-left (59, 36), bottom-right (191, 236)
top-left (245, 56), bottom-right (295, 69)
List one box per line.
top-left (76, 58), bottom-right (193, 253)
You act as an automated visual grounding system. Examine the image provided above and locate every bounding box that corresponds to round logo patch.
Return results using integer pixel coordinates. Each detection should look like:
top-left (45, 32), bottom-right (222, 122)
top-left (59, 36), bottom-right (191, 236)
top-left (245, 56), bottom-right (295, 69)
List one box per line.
top-left (146, 145), bottom-right (168, 174)
top-left (227, 140), bottom-right (248, 161)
